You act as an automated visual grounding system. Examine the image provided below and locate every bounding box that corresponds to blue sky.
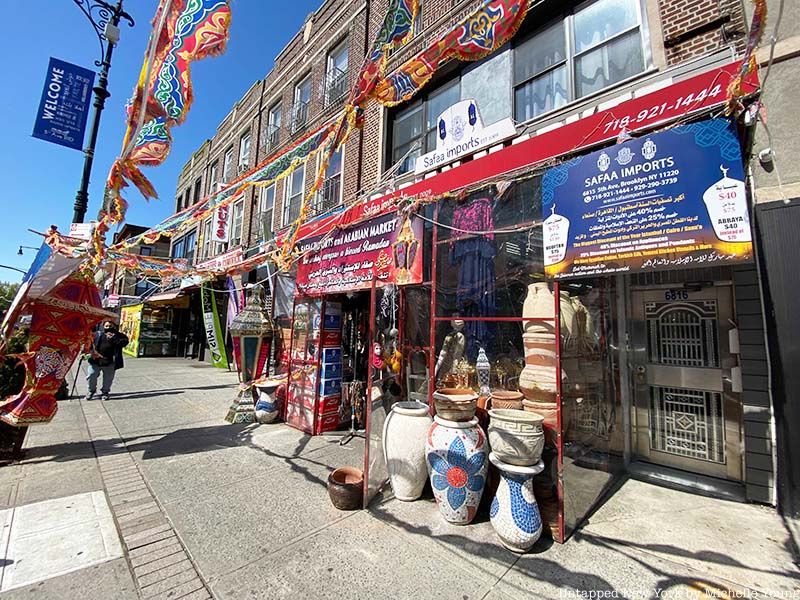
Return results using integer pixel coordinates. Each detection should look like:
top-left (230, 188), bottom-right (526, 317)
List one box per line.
top-left (0, 0), bottom-right (322, 281)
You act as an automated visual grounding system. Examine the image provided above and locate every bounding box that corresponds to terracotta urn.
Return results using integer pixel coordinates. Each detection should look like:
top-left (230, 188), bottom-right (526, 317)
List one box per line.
top-left (426, 416), bottom-right (487, 525)
top-left (327, 467), bottom-right (363, 511)
top-left (432, 388), bottom-right (478, 422)
top-left (489, 390), bottom-right (524, 411)
top-left (383, 401), bottom-right (433, 501)
top-left (489, 453), bottom-right (544, 553)
top-left (487, 408), bottom-right (545, 466)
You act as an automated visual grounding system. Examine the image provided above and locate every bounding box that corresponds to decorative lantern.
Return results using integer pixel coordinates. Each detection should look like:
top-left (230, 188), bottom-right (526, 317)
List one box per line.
top-left (224, 285), bottom-right (276, 424)
top-left (392, 214), bottom-right (419, 285)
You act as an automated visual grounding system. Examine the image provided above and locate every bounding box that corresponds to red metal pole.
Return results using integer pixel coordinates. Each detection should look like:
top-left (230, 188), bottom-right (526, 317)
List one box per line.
top-left (428, 203), bottom-right (439, 416)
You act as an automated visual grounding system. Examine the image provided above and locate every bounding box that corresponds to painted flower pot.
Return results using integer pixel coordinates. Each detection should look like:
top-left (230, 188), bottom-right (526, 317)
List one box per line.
top-left (489, 453), bottom-right (544, 553)
top-left (488, 409), bottom-right (545, 466)
top-left (426, 416), bottom-right (487, 525)
top-left (383, 401), bottom-right (433, 501)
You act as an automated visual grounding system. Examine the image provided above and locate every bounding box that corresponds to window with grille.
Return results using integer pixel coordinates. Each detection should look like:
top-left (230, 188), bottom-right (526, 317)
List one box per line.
top-left (292, 76), bottom-right (312, 133)
top-left (315, 148), bottom-right (343, 215)
top-left (265, 104), bottom-right (281, 152)
top-left (325, 40), bottom-right (349, 106)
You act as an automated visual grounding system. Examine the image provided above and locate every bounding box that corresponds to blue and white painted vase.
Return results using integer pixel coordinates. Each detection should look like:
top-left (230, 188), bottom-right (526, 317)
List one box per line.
top-left (426, 416), bottom-right (487, 525)
top-left (488, 452), bottom-right (544, 552)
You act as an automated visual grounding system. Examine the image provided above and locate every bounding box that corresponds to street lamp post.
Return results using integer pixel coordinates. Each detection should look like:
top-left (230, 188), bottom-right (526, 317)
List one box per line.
top-left (0, 266), bottom-right (27, 276)
top-left (71, 0), bottom-right (134, 225)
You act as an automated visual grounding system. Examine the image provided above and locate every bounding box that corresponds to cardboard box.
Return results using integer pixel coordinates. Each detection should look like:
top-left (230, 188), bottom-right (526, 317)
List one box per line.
top-left (315, 410), bottom-right (341, 434)
top-left (321, 348), bottom-right (342, 364)
top-left (321, 329), bottom-right (342, 347)
top-left (319, 378), bottom-right (342, 397)
top-left (320, 361), bottom-right (342, 379)
top-left (319, 394), bottom-right (341, 414)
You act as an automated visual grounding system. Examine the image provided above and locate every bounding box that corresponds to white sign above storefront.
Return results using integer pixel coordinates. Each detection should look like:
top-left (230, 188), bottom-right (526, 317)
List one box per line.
top-left (415, 99), bottom-right (516, 175)
top-left (196, 247), bottom-right (243, 272)
top-left (68, 221), bottom-right (96, 241)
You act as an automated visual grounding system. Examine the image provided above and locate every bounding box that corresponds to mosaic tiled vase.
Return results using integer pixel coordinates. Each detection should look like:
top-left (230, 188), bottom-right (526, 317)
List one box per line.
top-left (426, 416), bottom-right (487, 525)
top-left (489, 453), bottom-right (544, 553)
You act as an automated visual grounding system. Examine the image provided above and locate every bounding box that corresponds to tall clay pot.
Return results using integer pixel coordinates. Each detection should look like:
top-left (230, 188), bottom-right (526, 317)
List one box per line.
top-left (522, 282), bottom-right (556, 333)
top-left (426, 416), bottom-right (487, 525)
top-left (489, 453), bottom-right (544, 553)
top-left (383, 401), bottom-right (433, 501)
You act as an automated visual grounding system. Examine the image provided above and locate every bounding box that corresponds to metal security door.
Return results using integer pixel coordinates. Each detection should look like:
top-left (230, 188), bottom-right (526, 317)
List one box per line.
top-left (630, 286), bottom-right (742, 480)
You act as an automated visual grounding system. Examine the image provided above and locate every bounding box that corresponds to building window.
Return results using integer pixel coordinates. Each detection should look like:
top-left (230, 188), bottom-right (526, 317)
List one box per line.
top-left (283, 164), bottom-right (305, 226)
top-left (193, 178), bottom-right (202, 205)
top-left (325, 40), bottom-right (349, 106)
top-left (134, 278), bottom-right (155, 297)
top-left (414, 0), bottom-right (423, 33)
top-left (223, 146), bottom-right (234, 182)
top-left (514, 0), bottom-right (645, 123)
top-left (139, 247), bottom-right (153, 257)
top-left (390, 79), bottom-right (460, 175)
top-left (260, 184), bottom-right (276, 242)
top-left (209, 161), bottom-right (219, 192)
top-left (315, 147), bottom-right (343, 215)
top-left (231, 200), bottom-right (244, 247)
top-left (239, 132), bottom-right (251, 171)
top-left (265, 103), bottom-right (281, 152)
top-left (172, 231), bottom-right (197, 264)
top-left (292, 75), bottom-right (312, 133)
top-left (202, 218), bottom-right (212, 259)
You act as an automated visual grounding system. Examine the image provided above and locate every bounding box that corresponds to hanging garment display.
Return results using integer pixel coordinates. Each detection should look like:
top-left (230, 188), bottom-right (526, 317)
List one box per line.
top-left (450, 195), bottom-right (497, 361)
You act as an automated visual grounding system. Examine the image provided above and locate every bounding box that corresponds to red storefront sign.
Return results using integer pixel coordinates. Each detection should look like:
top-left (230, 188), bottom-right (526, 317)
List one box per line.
top-left (295, 212), bottom-right (423, 294)
top-left (285, 60), bottom-right (759, 247)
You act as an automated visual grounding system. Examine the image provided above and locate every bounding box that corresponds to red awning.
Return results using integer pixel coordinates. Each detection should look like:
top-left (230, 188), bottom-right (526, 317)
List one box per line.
top-left (284, 59), bottom-right (759, 247)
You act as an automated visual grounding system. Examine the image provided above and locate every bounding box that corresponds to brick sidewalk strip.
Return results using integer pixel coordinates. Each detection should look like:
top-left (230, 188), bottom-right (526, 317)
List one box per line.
top-left (80, 400), bottom-right (214, 599)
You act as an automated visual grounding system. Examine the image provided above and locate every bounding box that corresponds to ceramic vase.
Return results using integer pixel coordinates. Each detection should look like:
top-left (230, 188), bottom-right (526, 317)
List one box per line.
top-left (489, 453), bottom-right (544, 553)
top-left (522, 282), bottom-right (555, 333)
top-left (487, 409), bottom-right (545, 466)
top-left (489, 390), bottom-right (524, 411)
top-left (383, 401), bottom-right (433, 501)
top-left (426, 416), bottom-right (487, 525)
top-left (432, 389), bottom-right (478, 422)
top-left (254, 377), bottom-right (286, 424)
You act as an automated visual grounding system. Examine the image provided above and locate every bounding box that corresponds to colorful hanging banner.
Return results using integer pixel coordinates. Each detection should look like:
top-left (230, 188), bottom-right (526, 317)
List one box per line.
top-left (542, 118), bottom-right (753, 280)
top-left (374, 0), bottom-right (529, 107)
top-left (201, 285), bottom-right (229, 369)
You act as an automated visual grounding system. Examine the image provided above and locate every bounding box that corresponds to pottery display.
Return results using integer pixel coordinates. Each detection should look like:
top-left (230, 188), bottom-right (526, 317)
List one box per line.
top-left (432, 388), bottom-right (478, 422)
top-left (327, 467), bottom-right (363, 510)
top-left (489, 453), bottom-right (544, 553)
top-left (254, 376), bottom-right (287, 424)
top-left (487, 409), bottom-right (545, 466)
top-left (522, 282), bottom-right (556, 333)
top-left (383, 401), bottom-right (433, 501)
top-left (426, 416), bottom-right (487, 525)
top-left (489, 390), bottom-right (524, 411)
top-left (522, 399), bottom-right (559, 442)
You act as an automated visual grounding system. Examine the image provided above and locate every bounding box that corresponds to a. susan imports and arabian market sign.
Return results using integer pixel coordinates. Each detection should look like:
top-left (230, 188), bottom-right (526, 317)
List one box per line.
top-left (415, 99), bottom-right (516, 174)
top-left (296, 212), bottom-right (423, 294)
top-left (542, 118), bottom-right (753, 280)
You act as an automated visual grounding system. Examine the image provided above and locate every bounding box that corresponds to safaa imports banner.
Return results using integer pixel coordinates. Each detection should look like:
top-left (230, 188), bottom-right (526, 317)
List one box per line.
top-left (296, 212), bottom-right (423, 294)
top-left (542, 118), bottom-right (753, 280)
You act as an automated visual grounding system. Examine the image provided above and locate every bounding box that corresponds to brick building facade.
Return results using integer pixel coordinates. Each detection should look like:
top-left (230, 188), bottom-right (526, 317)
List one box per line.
top-left (167, 0), bottom-right (785, 509)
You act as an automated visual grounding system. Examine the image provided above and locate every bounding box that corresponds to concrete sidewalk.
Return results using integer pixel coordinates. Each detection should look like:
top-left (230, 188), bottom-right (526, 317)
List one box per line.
top-left (0, 357), bottom-right (797, 599)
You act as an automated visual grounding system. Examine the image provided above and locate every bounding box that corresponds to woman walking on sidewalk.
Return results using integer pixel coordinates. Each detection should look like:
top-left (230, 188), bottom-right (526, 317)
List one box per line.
top-left (85, 320), bottom-right (129, 401)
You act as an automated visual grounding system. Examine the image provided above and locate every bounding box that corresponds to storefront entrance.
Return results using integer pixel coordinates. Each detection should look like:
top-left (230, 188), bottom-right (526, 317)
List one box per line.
top-left (629, 284), bottom-right (743, 481)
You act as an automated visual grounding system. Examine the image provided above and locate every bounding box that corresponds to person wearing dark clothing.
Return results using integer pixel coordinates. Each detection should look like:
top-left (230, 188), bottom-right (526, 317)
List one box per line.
top-left (85, 320), bottom-right (129, 401)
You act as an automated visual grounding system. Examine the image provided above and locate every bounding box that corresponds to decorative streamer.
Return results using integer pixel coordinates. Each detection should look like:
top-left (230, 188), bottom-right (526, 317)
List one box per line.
top-left (374, 0), bottom-right (530, 106)
top-left (726, 0), bottom-right (767, 113)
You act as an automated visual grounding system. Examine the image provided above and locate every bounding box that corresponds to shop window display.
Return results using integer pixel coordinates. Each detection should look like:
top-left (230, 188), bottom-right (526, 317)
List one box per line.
top-left (430, 177), bottom-right (623, 540)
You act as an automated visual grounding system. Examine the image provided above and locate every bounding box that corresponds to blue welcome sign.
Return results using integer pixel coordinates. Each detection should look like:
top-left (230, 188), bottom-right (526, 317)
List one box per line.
top-left (541, 118), bottom-right (753, 280)
top-left (31, 57), bottom-right (95, 151)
